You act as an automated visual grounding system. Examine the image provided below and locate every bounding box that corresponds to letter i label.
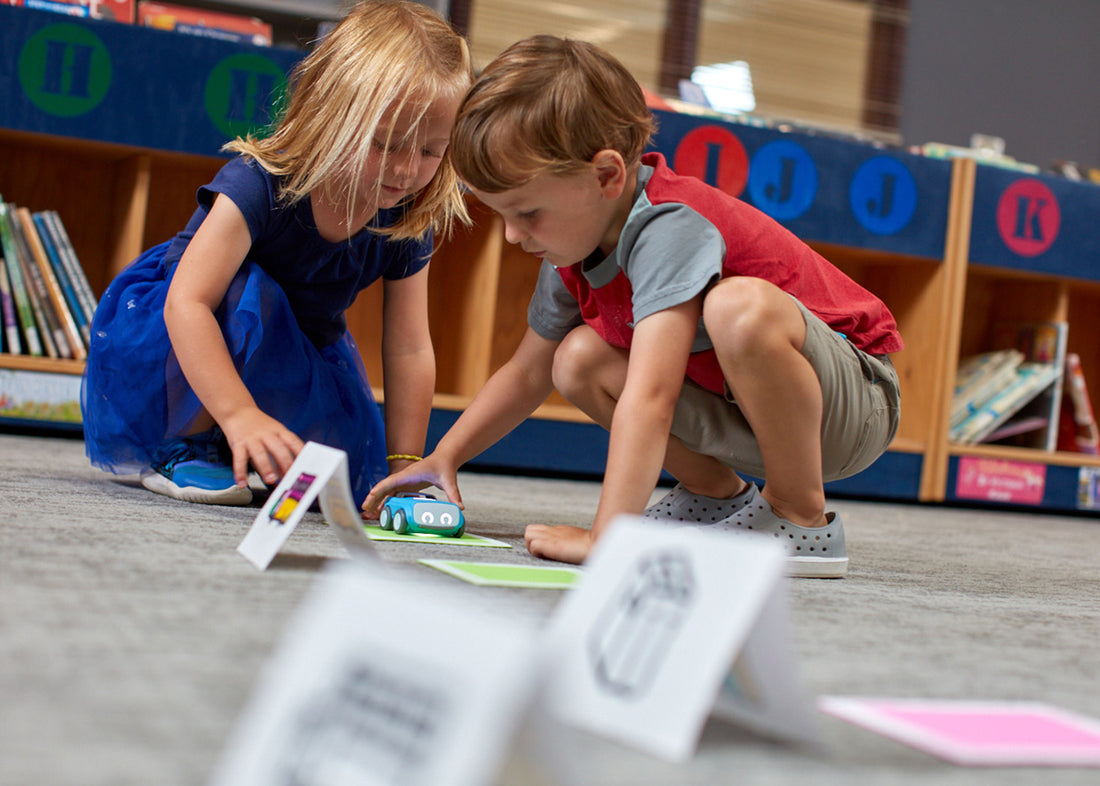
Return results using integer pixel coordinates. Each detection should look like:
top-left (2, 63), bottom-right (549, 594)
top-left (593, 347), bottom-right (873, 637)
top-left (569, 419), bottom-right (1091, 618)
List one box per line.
top-left (18, 23), bottom-right (112, 117)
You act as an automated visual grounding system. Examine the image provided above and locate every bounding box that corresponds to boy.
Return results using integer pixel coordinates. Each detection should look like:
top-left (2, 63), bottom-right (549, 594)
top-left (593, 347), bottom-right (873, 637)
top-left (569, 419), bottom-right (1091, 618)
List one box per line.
top-left (362, 36), bottom-right (902, 577)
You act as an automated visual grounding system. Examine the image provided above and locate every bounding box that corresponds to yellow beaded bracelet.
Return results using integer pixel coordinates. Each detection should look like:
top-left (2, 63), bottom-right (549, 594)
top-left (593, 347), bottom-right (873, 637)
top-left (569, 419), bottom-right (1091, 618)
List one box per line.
top-left (386, 454), bottom-right (422, 463)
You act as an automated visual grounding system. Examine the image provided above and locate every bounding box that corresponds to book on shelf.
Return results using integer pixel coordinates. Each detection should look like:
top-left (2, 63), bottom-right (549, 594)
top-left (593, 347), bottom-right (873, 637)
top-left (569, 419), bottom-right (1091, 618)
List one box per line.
top-left (0, 247), bottom-right (21, 355)
top-left (950, 320), bottom-right (1068, 447)
top-left (39, 210), bottom-right (98, 344)
top-left (991, 321), bottom-right (1068, 451)
top-left (2, 0), bottom-right (136, 23)
top-left (8, 205), bottom-right (66, 358)
top-left (32, 212), bottom-right (87, 347)
top-left (951, 362), bottom-right (1062, 445)
top-left (0, 199), bottom-right (97, 363)
top-left (950, 348), bottom-right (1024, 429)
top-left (1056, 352), bottom-right (1099, 455)
top-left (137, 2), bottom-right (272, 46)
top-left (0, 201), bottom-right (44, 357)
top-left (17, 207), bottom-right (86, 361)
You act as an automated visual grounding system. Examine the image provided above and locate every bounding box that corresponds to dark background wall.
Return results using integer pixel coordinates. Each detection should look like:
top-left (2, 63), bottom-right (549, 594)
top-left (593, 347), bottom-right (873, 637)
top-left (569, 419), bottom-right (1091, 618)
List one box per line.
top-left (900, 0), bottom-right (1100, 170)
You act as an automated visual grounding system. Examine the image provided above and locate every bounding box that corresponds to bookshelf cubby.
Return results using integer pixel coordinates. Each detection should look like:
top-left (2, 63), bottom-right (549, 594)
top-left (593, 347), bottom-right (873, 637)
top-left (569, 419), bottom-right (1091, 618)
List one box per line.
top-left (2, 6), bottom-right (1099, 512)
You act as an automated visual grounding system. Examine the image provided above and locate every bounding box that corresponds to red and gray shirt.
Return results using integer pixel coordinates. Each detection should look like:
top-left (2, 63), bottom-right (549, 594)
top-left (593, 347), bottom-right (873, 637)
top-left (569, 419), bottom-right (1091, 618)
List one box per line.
top-left (527, 152), bottom-right (903, 395)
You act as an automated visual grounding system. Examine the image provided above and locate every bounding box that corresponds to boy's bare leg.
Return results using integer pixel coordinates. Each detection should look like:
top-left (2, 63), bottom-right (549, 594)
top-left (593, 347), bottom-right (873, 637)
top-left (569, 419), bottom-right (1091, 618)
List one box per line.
top-left (552, 325), bottom-right (748, 499)
top-left (703, 277), bottom-right (827, 528)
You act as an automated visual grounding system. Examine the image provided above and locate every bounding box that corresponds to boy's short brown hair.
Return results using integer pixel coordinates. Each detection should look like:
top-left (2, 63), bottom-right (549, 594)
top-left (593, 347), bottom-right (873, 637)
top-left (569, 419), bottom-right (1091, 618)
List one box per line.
top-left (451, 35), bottom-right (656, 192)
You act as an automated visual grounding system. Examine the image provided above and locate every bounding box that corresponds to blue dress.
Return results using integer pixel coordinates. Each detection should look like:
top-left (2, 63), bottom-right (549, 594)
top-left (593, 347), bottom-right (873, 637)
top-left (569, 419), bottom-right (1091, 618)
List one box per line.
top-left (82, 157), bottom-right (433, 504)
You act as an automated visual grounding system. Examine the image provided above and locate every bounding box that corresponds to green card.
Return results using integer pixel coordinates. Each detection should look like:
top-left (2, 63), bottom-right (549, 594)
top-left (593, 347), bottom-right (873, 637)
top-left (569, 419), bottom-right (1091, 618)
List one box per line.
top-left (419, 559), bottom-right (584, 589)
top-left (362, 525), bottom-right (510, 548)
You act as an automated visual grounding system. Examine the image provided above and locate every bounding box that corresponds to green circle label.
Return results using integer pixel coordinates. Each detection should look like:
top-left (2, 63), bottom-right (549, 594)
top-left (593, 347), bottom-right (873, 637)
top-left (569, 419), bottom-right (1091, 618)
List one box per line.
top-left (204, 53), bottom-right (289, 139)
top-left (18, 23), bottom-right (112, 117)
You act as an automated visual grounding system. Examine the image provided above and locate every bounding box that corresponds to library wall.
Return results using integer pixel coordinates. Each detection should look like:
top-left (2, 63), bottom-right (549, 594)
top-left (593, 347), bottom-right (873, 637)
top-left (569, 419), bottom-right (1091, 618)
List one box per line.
top-left (901, 0), bottom-right (1100, 171)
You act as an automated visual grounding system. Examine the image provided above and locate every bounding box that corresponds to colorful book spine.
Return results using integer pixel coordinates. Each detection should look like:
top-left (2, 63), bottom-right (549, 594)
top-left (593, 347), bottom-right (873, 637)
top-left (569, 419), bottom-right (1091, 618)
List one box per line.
top-left (0, 251), bottom-right (21, 354)
top-left (42, 211), bottom-right (98, 339)
top-left (0, 202), bottom-right (44, 357)
top-left (33, 212), bottom-right (87, 346)
top-left (1063, 353), bottom-right (1099, 455)
top-left (18, 207), bottom-right (86, 360)
top-left (8, 207), bottom-right (64, 358)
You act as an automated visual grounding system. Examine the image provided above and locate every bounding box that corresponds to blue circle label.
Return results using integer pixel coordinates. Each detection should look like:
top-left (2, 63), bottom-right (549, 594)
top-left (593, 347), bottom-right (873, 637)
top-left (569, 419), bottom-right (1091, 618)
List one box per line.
top-left (849, 156), bottom-right (917, 235)
top-left (747, 140), bottom-right (817, 221)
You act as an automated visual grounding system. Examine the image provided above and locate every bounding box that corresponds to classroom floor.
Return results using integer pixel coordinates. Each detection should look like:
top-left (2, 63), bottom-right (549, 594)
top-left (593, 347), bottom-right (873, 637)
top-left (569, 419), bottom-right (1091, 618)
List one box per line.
top-left (4, 430), bottom-right (1100, 786)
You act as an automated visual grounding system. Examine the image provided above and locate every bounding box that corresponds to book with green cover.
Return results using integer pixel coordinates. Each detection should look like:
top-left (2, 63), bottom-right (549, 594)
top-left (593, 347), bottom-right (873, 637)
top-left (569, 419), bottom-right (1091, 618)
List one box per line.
top-left (0, 201), bottom-right (43, 356)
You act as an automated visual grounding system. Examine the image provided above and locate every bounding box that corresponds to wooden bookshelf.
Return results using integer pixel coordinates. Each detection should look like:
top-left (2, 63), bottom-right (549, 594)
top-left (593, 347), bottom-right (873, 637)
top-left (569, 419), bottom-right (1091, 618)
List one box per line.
top-left (2, 6), bottom-right (1099, 513)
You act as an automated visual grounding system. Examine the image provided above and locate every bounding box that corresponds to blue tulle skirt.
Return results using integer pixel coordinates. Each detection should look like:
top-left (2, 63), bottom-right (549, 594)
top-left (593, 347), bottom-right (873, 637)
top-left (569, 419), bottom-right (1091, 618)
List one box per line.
top-left (82, 241), bottom-right (388, 504)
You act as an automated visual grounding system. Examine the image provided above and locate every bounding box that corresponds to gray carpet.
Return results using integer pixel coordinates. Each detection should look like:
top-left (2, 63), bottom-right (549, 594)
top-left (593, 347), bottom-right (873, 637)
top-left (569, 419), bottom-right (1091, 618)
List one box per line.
top-left (3, 432), bottom-right (1100, 785)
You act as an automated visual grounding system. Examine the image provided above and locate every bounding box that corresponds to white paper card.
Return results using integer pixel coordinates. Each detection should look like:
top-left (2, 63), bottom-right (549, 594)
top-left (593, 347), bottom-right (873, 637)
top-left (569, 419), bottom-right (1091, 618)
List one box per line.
top-left (542, 515), bottom-right (817, 761)
top-left (238, 441), bottom-right (372, 569)
top-left (209, 561), bottom-right (543, 786)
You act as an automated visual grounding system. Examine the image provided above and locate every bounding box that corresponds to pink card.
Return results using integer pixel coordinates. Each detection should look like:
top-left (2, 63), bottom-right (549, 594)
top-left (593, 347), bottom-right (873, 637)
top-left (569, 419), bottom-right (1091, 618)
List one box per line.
top-left (818, 697), bottom-right (1100, 767)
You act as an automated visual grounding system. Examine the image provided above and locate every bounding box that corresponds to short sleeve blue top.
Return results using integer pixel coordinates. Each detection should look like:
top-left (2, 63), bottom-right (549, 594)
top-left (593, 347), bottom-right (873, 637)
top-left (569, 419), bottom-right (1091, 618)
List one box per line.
top-left (163, 156), bottom-right (433, 347)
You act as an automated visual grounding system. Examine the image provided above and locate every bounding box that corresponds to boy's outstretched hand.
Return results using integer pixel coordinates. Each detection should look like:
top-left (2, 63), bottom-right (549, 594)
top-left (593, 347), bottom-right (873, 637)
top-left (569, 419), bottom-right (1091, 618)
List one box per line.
top-left (524, 524), bottom-right (594, 565)
top-left (361, 454), bottom-right (463, 520)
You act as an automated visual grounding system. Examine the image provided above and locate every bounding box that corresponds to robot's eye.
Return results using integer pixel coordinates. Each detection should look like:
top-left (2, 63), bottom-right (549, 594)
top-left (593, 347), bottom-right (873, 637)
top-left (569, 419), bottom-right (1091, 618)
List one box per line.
top-left (440, 512), bottom-right (453, 526)
top-left (421, 511), bottom-right (435, 524)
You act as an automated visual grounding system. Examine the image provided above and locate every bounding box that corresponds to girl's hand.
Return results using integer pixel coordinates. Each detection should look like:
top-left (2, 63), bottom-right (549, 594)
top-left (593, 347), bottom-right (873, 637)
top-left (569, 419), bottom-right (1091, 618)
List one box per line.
top-left (524, 524), bottom-right (594, 565)
top-left (221, 407), bottom-right (304, 488)
top-left (361, 454), bottom-right (462, 519)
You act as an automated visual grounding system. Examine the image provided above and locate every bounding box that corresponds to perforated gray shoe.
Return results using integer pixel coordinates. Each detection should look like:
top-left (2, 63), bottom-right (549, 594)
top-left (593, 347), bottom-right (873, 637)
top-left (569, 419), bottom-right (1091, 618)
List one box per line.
top-left (643, 481), bottom-right (760, 524)
top-left (710, 495), bottom-right (848, 578)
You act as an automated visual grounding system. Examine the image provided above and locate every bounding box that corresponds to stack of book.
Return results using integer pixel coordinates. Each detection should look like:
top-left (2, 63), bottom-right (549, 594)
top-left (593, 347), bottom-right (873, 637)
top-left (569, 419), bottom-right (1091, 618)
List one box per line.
top-left (0, 199), bottom-right (98, 362)
top-left (949, 322), bottom-right (1068, 448)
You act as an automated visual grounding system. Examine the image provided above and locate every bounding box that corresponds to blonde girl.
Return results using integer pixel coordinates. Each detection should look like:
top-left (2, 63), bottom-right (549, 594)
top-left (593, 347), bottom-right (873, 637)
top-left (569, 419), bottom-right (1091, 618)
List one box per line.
top-left (83, 0), bottom-right (472, 505)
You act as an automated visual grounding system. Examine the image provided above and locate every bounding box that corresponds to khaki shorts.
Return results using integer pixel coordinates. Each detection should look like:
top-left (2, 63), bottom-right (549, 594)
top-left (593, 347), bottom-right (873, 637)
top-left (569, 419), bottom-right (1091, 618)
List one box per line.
top-left (670, 299), bottom-right (901, 482)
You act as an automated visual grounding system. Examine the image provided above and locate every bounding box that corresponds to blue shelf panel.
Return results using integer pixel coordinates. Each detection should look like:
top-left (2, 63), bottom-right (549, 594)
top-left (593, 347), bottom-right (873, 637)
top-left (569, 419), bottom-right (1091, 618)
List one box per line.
top-left (945, 454), bottom-right (1100, 514)
top-left (649, 109), bottom-right (953, 260)
top-left (428, 405), bottom-right (924, 503)
top-left (1, 6), bottom-right (302, 157)
top-left (968, 165), bottom-right (1100, 283)
top-left (427, 409), bottom-right (611, 477)
top-left (824, 449), bottom-right (924, 501)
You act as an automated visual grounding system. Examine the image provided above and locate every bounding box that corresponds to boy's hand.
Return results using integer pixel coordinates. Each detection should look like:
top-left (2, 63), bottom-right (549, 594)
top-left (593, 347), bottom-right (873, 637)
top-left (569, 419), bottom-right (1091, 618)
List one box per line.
top-left (361, 454), bottom-right (463, 519)
top-left (524, 524), bottom-right (594, 565)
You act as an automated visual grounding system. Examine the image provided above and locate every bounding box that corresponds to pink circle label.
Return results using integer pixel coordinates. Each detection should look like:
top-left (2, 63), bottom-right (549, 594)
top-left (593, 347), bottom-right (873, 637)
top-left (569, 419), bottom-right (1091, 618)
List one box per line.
top-left (996, 178), bottom-right (1060, 257)
top-left (672, 125), bottom-right (749, 198)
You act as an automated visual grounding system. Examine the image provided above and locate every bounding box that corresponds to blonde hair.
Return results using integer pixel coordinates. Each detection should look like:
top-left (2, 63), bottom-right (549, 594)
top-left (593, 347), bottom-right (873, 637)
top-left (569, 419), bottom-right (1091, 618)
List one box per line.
top-left (451, 35), bottom-right (655, 192)
top-left (225, 0), bottom-right (473, 240)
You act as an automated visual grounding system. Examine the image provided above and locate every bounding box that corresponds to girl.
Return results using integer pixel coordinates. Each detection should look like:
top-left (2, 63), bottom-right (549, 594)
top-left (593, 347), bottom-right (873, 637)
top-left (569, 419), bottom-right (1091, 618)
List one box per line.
top-left (82, 0), bottom-right (472, 506)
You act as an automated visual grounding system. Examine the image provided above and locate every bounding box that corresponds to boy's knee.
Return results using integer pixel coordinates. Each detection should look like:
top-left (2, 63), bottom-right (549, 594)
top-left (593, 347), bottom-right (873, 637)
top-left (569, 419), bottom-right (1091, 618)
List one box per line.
top-left (704, 277), bottom-right (803, 351)
top-left (552, 325), bottom-right (604, 387)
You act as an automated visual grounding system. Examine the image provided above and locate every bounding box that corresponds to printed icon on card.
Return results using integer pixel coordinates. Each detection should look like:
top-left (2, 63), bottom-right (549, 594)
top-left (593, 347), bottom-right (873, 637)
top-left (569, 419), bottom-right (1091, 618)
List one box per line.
top-left (588, 550), bottom-right (695, 699)
top-left (269, 472), bottom-right (317, 524)
top-left (277, 657), bottom-right (449, 783)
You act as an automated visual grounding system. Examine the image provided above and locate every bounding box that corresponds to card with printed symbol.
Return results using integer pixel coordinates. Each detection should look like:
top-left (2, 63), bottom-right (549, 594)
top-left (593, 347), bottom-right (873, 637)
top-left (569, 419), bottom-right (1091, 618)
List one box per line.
top-left (210, 561), bottom-right (544, 786)
top-left (238, 442), bottom-right (375, 569)
top-left (541, 515), bottom-right (819, 761)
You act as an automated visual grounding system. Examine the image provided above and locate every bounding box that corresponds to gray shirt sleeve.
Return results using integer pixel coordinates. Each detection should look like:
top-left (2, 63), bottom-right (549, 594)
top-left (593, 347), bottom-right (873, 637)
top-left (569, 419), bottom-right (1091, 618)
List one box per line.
top-left (623, 202), bottom-right (726, 325)
top-left (527, 261), bottom-right (582, 341)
